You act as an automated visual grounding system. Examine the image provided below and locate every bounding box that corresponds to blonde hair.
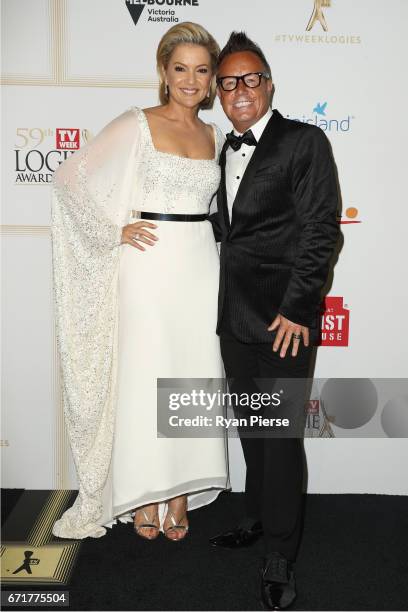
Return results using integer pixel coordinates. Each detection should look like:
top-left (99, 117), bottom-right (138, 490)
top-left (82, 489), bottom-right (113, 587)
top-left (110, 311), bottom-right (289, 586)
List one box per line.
top-left (156, 22), bottom-right (220, 110)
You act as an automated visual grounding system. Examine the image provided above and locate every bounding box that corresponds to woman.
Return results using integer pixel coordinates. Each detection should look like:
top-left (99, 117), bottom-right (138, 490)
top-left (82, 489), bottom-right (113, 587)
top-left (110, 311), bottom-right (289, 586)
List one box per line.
top-left (51, 22), bottom-right (229, 541)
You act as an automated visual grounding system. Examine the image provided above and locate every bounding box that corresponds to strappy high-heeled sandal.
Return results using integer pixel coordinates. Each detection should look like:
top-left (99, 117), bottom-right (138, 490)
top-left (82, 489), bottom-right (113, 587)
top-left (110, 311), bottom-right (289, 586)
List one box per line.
top-left (163, 510), bottom-right (189, 541)
top-left (133, 507), bottom-right (160, 540)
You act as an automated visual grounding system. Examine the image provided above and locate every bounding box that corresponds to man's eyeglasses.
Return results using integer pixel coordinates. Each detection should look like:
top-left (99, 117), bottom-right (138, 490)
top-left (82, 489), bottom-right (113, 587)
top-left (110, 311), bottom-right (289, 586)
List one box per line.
top-left (216, 72), bottom-right (271, 92)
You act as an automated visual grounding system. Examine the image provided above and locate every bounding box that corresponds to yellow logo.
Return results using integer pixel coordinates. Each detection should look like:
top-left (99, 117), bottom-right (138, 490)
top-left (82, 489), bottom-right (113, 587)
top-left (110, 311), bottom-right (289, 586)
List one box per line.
top-left (306, 0), bottom-right (331, 31)
top-left (273, 0), bottom-right (360, 45)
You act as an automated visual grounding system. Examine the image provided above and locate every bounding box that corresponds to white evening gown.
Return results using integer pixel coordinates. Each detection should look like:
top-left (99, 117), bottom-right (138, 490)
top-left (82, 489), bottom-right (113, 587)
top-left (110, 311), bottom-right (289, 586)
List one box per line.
top-left (51, 106), bottom-right (228, 539)
top-left (104, 108), bottom-right (228, 531)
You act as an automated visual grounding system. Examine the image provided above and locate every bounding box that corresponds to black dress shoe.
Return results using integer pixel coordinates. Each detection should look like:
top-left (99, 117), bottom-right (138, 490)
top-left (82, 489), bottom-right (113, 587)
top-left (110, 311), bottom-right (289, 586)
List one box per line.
top-left (260, 552), bottom-right (296, 610)
top-left (209, 520), bottom-right (263, 548)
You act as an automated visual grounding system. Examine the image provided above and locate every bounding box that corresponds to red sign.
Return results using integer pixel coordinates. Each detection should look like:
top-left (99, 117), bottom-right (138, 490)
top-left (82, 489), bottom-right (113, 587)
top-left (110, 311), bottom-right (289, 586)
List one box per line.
top-left (56, 128), bottom-right (80, 150)
top-left (305, 399), bottom-right (320, 414)
top-left (319, 296), bottom-right (350, 347)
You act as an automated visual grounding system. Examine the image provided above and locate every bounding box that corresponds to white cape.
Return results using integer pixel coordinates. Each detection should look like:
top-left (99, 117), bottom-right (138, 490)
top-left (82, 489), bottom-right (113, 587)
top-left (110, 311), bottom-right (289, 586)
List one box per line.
top-left (51, 109), bottom-right (145, 538)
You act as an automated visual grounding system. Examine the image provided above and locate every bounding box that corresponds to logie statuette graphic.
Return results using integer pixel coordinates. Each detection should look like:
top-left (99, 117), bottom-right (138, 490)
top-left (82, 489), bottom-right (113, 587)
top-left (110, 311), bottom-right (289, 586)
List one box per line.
top-left (306, 0), bottom-right (331, 31)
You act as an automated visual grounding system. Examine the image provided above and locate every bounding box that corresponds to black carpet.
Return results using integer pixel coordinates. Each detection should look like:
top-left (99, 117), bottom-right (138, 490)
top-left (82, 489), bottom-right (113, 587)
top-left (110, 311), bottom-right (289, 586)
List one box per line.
top-left (2, 490), bottom-right (408, 611)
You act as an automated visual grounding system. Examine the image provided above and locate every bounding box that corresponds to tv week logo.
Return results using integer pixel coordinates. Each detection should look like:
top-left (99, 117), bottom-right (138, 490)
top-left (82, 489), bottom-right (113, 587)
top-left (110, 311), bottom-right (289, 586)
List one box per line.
top-left (56, 128), bottom-right (80, 150)
top-left (319, 296), bottom-right (350, 347)
top-left (306, 399), bottom-right (320, 414)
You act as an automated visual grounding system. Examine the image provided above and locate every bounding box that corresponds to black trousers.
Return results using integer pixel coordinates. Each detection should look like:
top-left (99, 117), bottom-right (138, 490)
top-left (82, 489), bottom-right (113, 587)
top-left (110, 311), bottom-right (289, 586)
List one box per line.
top-left (220, 331), bottom-right (315, 561)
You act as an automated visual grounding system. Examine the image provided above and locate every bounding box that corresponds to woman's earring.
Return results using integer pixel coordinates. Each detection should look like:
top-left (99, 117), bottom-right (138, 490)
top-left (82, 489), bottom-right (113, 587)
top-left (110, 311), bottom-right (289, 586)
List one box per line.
top-left (166, 84), bottom-right (169, 97)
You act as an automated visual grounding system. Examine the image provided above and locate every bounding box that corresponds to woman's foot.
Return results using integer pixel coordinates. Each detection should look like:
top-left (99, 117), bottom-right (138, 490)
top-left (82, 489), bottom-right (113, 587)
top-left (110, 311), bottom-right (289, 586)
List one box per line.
top-left (163, 495), bottom-right (189, 541)
top-left (133, 503), bottom-right (160, 540)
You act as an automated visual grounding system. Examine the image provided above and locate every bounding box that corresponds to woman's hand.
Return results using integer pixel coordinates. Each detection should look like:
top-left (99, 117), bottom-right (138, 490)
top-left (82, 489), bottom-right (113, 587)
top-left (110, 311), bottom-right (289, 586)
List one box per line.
top-left (121, 221), bottom-right (158, 251)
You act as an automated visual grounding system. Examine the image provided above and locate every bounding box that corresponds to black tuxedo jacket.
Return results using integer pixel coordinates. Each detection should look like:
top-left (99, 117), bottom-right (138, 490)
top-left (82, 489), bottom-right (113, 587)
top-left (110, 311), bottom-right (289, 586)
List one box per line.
top-left (210, 109), bottom-right (340, 343)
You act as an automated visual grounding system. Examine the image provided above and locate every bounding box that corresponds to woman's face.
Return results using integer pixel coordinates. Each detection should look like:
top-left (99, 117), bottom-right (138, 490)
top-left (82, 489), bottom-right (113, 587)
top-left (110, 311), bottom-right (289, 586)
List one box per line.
top-left (163, 43), bottom-right (213, 108)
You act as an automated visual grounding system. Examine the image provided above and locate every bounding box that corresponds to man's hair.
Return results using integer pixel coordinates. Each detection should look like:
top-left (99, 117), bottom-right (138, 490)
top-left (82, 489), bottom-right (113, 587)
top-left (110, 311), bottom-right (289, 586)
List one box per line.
top-left (217, 31), bottom-right (272, 78)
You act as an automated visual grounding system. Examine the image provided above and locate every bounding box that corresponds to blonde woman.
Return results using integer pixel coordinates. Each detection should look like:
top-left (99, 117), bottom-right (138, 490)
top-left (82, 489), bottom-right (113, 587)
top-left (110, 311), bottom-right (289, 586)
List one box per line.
top-left (51, 22), bottom-right (228, 542)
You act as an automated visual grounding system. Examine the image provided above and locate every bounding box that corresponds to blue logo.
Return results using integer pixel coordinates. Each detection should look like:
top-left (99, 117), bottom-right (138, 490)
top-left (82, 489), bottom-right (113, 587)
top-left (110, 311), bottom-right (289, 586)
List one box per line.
top-left (313, 101), bottom-right (327, 116)
top-left (287, 102), bottom-right (354, 133)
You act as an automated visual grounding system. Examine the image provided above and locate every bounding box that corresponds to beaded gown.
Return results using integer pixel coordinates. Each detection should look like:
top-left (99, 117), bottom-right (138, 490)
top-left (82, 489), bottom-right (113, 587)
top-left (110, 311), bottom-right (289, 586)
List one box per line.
top-left (51, 107), bottom-right (228, 539)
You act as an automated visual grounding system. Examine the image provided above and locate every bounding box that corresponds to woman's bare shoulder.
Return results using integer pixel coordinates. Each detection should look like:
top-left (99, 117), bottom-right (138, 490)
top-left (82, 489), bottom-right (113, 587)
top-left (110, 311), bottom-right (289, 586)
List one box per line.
top-left (141, 105), bottom-right (167, 119)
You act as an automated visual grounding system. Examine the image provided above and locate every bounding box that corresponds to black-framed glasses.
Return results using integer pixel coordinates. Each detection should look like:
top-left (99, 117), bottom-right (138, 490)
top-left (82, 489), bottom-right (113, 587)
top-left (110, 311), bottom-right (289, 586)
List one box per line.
top-left (216, 71), bottom-right (270, 91)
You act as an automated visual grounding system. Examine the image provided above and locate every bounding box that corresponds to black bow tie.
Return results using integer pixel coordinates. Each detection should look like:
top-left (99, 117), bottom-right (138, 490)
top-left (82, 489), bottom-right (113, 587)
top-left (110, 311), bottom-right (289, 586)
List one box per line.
top-left (226, 129), bottom-right (257, 151)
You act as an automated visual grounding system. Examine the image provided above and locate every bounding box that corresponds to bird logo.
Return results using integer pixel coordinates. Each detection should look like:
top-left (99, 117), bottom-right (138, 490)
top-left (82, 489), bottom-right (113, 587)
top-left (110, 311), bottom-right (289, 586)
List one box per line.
top-left (313, 102), bottom-right (328, 116)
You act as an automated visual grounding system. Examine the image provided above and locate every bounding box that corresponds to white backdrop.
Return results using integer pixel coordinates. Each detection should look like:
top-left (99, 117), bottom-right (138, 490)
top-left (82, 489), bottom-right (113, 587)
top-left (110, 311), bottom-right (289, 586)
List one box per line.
top-left (2, 0), bottom-right (408, 494)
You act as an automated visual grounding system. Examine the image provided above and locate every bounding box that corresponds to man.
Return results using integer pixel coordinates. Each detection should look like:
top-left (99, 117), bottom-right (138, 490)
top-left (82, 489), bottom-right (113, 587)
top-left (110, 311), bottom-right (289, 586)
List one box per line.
top-left (209, 32), bottom-right (339, 610)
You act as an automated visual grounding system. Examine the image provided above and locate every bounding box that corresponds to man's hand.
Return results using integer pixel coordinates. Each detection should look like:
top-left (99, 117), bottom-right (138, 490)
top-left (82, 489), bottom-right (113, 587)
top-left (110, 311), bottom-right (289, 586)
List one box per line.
top-left (267, 314), bottom-right (309, 358)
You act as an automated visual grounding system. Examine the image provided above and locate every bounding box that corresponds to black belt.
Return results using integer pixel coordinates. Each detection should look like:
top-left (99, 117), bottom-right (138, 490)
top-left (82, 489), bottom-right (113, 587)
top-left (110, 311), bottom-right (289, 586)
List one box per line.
top-left (139, 212), bottom-right (208, 222)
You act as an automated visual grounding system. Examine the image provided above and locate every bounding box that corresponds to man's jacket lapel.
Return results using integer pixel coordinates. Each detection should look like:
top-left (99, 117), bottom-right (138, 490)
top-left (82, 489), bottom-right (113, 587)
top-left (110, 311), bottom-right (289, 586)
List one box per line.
top-left (218, 140), bottom-right (230, 232)
top-left (229, 110), bottom-right (283, 236)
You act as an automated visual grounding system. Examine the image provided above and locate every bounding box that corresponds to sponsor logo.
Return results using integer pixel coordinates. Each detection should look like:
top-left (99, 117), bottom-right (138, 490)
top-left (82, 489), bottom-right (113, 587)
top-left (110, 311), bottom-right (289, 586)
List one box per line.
top-left (126, 0), bottom-right (145, 25)
top-left (56, 128), bottom-right (80, 150)
top-left (286, 102), bottom-right (354, 133)
top-left (304, 398), bottom-right (335, 437)
top-left (306, 399), bottom-right (320, 415)
top-left (319, 296), bottom-right (350, 347)
top-left (337, 206), bottom-right (362, 224)
top-left (306, 0), bottom-right (330, 31)
top-left (313, 101), bottom-right (327, 115)
top-left (305, 401), bottom-right (321, 434)
top-left (11, 551), bottom-right (40, 575)
top-left (125, 0), bottom-right (199, 26)
top-left (14, 127), bottom-right (91, 184)
top-left (274, 0), bottom-right (361, 45)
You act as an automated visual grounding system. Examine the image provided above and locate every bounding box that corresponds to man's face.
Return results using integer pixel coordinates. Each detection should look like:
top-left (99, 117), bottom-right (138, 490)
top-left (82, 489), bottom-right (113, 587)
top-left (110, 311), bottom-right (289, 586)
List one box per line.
top-left (217, 51), bottom-right (273, 133)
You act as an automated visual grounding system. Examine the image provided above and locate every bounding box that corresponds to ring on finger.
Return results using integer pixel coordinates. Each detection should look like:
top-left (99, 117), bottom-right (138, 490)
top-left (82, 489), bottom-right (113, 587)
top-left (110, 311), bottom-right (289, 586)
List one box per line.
top-left (293, 333), bottom-right (302, 340)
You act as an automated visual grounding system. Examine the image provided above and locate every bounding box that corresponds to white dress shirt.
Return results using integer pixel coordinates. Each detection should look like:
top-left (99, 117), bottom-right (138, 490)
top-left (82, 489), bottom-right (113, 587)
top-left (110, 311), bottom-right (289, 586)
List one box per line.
top-left (225, 107), bottom-right (273, 222)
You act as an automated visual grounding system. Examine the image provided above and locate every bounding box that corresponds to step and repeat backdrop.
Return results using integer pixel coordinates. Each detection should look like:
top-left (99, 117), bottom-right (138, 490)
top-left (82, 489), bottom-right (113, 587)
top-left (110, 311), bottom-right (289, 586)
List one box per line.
top-left (2, 0), bottom-right (408, 494)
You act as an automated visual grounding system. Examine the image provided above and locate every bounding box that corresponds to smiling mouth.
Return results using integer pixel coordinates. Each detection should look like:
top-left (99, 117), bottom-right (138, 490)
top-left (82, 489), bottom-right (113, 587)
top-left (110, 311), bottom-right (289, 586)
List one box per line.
top-left (180, 88), bottom-right (199, 95)
top-left (232, 100), bottom-right (253, 109)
